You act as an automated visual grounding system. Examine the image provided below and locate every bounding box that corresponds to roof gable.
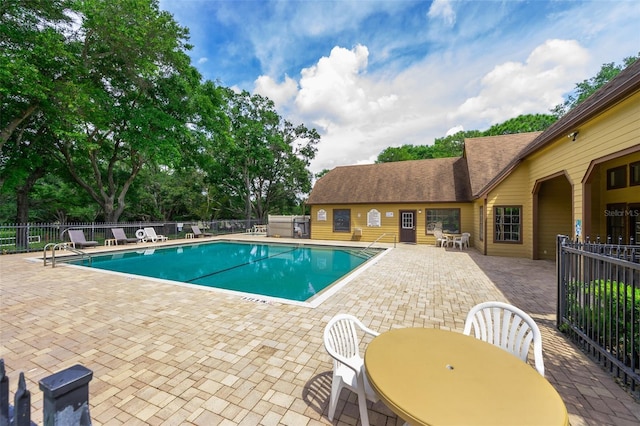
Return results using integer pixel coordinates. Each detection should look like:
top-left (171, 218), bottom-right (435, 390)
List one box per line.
top-left (464, 132), bottom-right (541, 197)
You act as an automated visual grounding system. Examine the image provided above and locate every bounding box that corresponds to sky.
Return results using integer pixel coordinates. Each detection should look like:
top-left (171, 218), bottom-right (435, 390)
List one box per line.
top-left (158, 0), bottom-right (640, 174)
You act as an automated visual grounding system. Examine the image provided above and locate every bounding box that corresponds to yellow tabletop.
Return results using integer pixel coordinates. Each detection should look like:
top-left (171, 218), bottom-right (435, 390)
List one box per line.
top-left (364, 328), bottom-right (569, 426)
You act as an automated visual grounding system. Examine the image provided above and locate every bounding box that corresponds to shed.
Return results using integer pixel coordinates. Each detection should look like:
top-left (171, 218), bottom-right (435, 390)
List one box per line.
top-left (268, 215), bottom-right (310, 238)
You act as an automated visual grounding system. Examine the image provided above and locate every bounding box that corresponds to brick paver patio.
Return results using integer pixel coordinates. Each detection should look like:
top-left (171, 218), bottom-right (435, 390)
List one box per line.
top-left (1, 235), bottom-right (639, 425)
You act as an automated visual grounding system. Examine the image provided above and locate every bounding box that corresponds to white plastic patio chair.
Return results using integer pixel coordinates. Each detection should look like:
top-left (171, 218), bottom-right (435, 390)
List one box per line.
top-left (463, 301), bottom-right (545, 376)
top-left (323, 314), bottom-right (379, 426)
top-left (454, 232), bottom-right (471, 250)
top-left (433, 228), bottom-right (447, 247)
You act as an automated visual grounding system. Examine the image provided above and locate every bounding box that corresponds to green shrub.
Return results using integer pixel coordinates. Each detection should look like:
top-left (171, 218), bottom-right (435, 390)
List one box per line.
top-left (565, 279), bottom-right (640, 365)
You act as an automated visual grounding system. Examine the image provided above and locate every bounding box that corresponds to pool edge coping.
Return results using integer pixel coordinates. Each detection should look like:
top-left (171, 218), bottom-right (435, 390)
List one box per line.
top-left (27, 239), bottom-right (393, 308)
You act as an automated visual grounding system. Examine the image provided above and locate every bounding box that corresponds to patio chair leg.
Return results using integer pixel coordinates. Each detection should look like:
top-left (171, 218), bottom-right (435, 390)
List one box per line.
top-left (328, 378), bottom-right (343, 421)
top-left (356, 387), bottom-right (371, 426)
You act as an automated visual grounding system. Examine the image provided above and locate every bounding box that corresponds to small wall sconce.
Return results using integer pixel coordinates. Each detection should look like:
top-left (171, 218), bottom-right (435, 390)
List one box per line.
top-left (418, 209), bottom-right (422, 214)
top-left (567, 131), bottom-right (579, 141)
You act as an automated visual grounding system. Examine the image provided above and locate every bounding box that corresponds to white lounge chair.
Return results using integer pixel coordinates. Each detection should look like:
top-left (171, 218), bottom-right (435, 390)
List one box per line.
top-left (463, 301), bottom-right (545, 376)
top-left (324, 314), bottom-right (379, 426)
top-left (143, 227), bottom-right (168, 243)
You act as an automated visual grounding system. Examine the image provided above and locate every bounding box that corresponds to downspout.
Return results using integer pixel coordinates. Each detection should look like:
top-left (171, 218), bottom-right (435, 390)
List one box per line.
top-left (483, 197), bottom-right (488, 255)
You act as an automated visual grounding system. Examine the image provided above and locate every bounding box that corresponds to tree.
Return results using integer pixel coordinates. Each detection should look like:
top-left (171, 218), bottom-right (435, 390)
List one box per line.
top-left (49, 0), bottom-right (200, 222)
top-left (376, 144), bottom-right (433, 163)
top-left (126, 165), bottom-right (210, 221)
top-left (210, 89), bottom-right (319, 221)
top-left (0, 0), bottom-right (73, 148)
top-left (374, 114), bottom-right (555, 164)
top-left (1, 0), bottom-right (202, 223)
top-left (552, 54), bottom-right (639, 117)
top-left (483, 114), bottom-right (556, 136)
top-left (0, 0), bottom-right (76, 234)
top-left (1, 116), bottom-right (49, 224)
top-left (315, 169), bottom-right (331, 180)
top-left (431, 130), bottom-right (482, 158)
top-left (31, 174), bottom-right (98, 222)
top-left (375, 130), bottom-right (481, 163)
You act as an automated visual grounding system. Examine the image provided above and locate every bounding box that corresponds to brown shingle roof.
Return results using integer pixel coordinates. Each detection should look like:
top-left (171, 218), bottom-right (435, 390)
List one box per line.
top-left (464, 132), bottom-right (541, 197)
top-left (307, 157), bottom-right (471, 204)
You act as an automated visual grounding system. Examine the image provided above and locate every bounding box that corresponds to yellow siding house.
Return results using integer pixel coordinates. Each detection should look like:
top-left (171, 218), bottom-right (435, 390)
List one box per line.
top-left (307, 60), bottom-right (640, 259)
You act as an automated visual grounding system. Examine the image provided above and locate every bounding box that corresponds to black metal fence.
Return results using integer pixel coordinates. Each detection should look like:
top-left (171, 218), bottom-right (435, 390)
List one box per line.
top-left (556, 235), bottom-right (640, 399)
top-left (0, 220), bottom-right (263, 254)
top-left (1, 359), bottom-right (93, 425)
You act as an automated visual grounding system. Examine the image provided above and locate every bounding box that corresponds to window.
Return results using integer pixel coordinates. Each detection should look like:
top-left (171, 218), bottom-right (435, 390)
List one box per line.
top-left (606, 203), bottom-right (626, 243)
top-left (607, 165), bottom-right (627, 189)
top-left (333, 209), bottom-right (351, 232)
top-left (494, 206), bottom-right (521, 243)
top-left (401, 211), bottom-right (414, 230)
top-left (631, 162), bottom-right (640, 186)
top-left (426, 209), bottom-right (460, 234)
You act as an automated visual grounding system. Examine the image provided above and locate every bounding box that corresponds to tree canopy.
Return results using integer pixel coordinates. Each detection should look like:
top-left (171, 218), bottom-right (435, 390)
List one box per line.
top-left (551, 53), bottom-right (639, 118)
top-left (375, 114), bottom-right (553, 163)
top-left (0, 0), bottom-right (319, 224)
top-left (0, 2), bottom-right (636, 224)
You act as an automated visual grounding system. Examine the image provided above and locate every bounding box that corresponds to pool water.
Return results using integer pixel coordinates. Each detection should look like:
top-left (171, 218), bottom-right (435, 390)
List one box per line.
top-left (69, 241), bottom-right (378, 302)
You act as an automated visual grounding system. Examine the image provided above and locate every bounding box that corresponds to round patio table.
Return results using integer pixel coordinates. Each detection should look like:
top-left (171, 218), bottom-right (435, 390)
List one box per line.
top-left (364, 328), bottom-right (569, 426)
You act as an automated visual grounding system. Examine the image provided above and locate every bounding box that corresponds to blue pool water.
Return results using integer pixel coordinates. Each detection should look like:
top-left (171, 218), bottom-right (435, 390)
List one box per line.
top-left (69, 241), bottom-right (378, 302)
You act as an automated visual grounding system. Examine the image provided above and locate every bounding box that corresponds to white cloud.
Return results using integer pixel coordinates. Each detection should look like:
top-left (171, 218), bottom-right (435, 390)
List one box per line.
top-left (263, 38), bottom-right (598, 173)
top-left (454, 39), bottom-right (591, 124)
top-left (256, 45), bottom-right (466, 172)
top-left (158, 0), bottom-right (639, 174)
top-left (428, 0), bottom-right (456, 27)
top-left (283, 46), bottom-right (456, 172)
top-left (295, 45), bottom-right (371, 122)
top-left (197, 57), bottom-right (208, 64)
top-left (446, 125), bottom-right (464, 136)
top-left (254, 75), bottom-right (298, 109)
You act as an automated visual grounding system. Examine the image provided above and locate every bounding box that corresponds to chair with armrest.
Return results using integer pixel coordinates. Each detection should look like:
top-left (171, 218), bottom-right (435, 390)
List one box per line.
top-left (324, 314), bottom-right (379, 426)
top-left (433, 228), bottom-right (447, 247)
top-left (454, 232), bottom-right (471, 250)
top-left (463, 301), bottom-right (545, 376)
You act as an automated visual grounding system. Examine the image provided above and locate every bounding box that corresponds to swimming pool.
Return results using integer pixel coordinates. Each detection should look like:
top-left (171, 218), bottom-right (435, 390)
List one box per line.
top-left (67, 241), bottom-right (385, 305)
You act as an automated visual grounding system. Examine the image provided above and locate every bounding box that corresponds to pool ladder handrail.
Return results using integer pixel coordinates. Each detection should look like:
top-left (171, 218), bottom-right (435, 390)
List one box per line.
top-left (43, 243), bottom-right (90, 268)
top-left (358, 233), bottom-right (396, 258)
